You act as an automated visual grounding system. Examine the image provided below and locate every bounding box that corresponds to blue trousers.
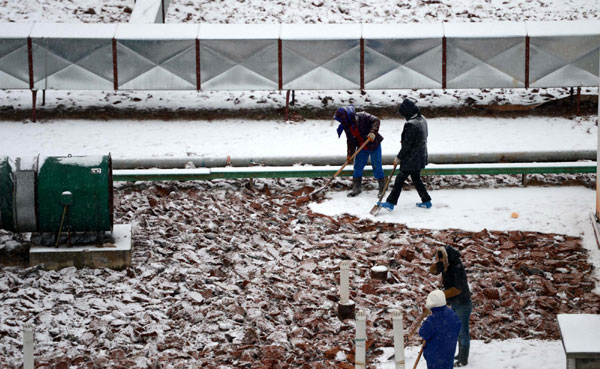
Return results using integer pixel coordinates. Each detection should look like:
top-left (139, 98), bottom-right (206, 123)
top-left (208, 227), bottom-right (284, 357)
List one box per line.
top-left (450, 300), bottom-right (472, 349)
top-left (353, 145), bottom-right (384, 179)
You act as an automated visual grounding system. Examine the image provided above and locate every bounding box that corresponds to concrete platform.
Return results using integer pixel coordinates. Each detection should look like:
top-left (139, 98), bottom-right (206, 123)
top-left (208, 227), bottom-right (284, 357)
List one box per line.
top-left (29, 224), bottom-right (131, 270)
top-left (557, 314), bottom-right (600, 369)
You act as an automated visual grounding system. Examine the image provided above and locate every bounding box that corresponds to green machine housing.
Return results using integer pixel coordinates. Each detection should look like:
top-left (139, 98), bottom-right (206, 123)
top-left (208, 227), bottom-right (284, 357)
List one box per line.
top-left (0, 155), bottom-right (113, 234)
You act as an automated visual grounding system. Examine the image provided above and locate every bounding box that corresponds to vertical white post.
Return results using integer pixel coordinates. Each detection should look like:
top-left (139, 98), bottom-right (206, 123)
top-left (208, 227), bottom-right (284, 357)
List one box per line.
top-left (355, 310), bottom-right (366, 369)
top-left (340, 261), bottom-right (350, 305)
top-left (393, 310), bottom-right (406, 369)
top-left (23, 323), bottom-right (34, 369)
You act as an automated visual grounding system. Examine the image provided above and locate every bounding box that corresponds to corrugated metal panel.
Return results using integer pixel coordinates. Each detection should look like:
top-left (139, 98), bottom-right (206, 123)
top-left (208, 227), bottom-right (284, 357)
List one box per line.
top-left (445, 22), bottom-right (527, 89)
top-left (115, 23), bottom-right (199, 90)
top-left (527, 21), bottom-right (600, 88)
top-left (0, 23), bottom-right (33, 89)
top-left (363, 23), bottom-right (443, 89)
top-left (29, 23), bottom-right (117, 90)
top-left (199, 24), bottom-right (279, 90)
top-left (281, 24), bottom-right (361, 90)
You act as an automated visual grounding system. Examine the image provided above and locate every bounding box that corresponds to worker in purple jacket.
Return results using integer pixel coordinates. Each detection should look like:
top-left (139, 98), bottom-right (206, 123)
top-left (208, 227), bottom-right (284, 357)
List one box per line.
top-left (334, 105), bottom-right (385, 197)
top-left (419, 289), bottom-right (461, 369)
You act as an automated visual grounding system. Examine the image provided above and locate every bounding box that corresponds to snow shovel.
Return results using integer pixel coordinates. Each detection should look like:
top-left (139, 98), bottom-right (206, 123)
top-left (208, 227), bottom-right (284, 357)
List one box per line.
top-left (308, 138), bottom-right (373, 198)
top-left (369, 161), bottom-right (398, 216)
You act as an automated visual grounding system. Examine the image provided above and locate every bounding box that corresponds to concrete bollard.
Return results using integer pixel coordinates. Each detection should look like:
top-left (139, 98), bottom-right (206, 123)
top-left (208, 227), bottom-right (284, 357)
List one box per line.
top-left (393, 310), bottom-right (405, 369)
top-left (23, 323), bottom-right (34, 369)
top-left (355, 310), bottom-right (366, 369)
top-left (338, 261), bottom-right (355, 320)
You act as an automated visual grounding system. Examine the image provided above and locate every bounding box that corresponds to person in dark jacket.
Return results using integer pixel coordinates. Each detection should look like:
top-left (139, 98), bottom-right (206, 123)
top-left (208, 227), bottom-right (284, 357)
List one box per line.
top-left (377, 98), bottom-right (431, 211)
top-left (419, 289), bottom-right (461, 369)
top-left (334, 105), bottom-right (385, 197)
top-left (430, 245), bottom-right (472, 367)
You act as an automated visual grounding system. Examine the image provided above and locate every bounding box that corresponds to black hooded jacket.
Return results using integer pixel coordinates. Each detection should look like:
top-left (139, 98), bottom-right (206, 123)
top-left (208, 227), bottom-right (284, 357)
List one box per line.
top-left (396, 99), bottom-right (428, 171)
top-left (442, 246), bottom-right (472, 305)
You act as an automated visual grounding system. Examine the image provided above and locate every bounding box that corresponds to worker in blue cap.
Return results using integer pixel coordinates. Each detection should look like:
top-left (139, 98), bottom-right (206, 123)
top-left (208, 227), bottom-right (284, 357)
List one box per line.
top-left (334, 105), bottom-right (385, 197)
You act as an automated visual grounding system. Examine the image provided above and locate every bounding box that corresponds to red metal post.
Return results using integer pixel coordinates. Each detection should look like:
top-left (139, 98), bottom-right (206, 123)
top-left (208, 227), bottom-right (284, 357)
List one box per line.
top-left (31, 89), bottom-right (37, 122)
top-left (112, 38), bottom-right (118, 90)
top-left (577, 86), bottom-right (581, 116)
top-left (196, 38), bottom-right (201, 91)
top-left (442, 37), bottom-right (446, 90)
top-left (27, 37), bottom-right (33, 89)
top-left (360, 38), bottom-right (365, 93)
top-left (525, 36), bottom-right (530, 89)
top-left (285, 90), bottom-right (290, 121)
top-left (278, 39), bottom-right (283, 90)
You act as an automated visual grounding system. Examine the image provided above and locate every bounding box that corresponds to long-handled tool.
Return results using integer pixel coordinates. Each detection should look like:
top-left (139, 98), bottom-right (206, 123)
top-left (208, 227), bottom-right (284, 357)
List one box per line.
top-left (370, 161), bottom-right (398, 216)
top-left (308, 138), bottom-right (373, 198)
top-left (411, 342), bottom-right (426, 369)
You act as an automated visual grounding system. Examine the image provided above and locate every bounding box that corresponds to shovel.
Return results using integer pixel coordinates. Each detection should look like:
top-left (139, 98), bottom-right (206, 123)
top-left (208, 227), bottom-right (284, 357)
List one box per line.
top-left (370, 161), bottom-right (398, 216)
top-left (308, 137), bottom-right (373, 199)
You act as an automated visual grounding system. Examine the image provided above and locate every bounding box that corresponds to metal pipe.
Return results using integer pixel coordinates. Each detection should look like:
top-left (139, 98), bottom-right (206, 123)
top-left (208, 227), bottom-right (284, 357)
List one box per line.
top-left (112, 150), bottom-right (597, 169)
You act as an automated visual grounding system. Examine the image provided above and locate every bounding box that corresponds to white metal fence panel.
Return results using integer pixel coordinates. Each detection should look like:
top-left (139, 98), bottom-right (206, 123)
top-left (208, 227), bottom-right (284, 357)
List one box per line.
top-left (363, 23), bottom-right (443, 89)
top-left (199, 24), bottom-right (279, 91)
top-left (528, 21), bottom-right (600, 88)
top-left (281, 24), bottom-right (361, 90)
top-left (30, 23), bottom-right (116, 90)
top-left (445, 22), bottom-right (527, 89)
top-left (115, 23), bottom-right (198, 90)
top-left (0, 23), bottom-right (34, 89)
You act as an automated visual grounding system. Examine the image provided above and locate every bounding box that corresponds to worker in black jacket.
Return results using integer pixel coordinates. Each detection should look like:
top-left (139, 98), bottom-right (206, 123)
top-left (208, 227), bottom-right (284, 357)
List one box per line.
top-left (430, 245), bottom-right (472, 367)
top-left (377, 98), bottom-right (431, 211)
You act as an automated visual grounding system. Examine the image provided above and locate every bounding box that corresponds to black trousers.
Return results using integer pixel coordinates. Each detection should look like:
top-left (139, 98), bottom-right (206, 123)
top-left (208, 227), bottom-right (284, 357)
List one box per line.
top-left (385, 170), bottom-right (431, 205)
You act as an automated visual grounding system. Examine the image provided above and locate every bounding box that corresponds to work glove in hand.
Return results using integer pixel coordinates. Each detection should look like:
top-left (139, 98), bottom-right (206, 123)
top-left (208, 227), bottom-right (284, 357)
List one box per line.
top-left (346, 156), bottom-right (352, 163)
top-left (367, 133), bottom-right (376, 141)
top-left (393, 157), bottom-right (400, 166)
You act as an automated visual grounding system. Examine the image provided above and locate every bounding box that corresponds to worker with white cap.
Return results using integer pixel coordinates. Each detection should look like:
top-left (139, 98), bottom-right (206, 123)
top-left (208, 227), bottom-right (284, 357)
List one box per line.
top-left (418, 290), bottom-right (461, 369)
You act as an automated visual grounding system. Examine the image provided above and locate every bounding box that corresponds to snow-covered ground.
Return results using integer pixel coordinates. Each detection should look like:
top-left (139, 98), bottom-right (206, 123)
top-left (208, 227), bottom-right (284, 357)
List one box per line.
top-left (377, 339), bottom-right (566, 369)
top-left (0, 116), bottom-right (596, 159)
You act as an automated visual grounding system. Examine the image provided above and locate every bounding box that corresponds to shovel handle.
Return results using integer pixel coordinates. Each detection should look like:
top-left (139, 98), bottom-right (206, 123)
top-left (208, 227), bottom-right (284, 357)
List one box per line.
top-left (376, 161), bottom-right (398, 202)
top-left (411, 342), bottom-right (426, 369)
top-left (322, 137), bottom-right (373, 188)
top-left (334, 138), bottom-right (372, 177)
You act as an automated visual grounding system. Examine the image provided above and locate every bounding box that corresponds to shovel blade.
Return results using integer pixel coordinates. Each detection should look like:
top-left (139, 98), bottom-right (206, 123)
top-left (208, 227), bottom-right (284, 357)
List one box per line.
top-left (370, 204), bottom-right (381, 216)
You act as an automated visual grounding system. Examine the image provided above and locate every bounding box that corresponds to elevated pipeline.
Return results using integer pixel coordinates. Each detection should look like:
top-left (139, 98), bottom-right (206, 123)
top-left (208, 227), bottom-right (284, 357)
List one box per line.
top-left (112, 150), bottom-right (597, 169)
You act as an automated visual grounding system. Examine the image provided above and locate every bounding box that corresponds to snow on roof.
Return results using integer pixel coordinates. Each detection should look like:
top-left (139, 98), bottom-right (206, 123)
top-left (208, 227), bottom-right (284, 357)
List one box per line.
top-left (50, 155), bottom-right (105, 167)
top-left (115, 23), bottom-right (199, 40)
top-left (362, 23), bottom-right (443, 39)
top-left (280, 23), bottom-right (361, 40)
top-left (557, 314), bottom-right (600, 354)
top-left (199, 23), bottom-right (281, 40)
top-left (526, 20), bottom-right (600, 37)
top-left (0, 22), bottom-right (34, 38)
top-left (30, 22), bottom-right (117, 39)
top-left (444, 22), bottom-right (527, 38)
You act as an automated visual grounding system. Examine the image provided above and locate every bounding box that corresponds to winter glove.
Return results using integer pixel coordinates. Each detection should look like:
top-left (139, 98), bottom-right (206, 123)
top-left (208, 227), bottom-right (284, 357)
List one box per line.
top-left (367, 133), bottom-right (376, 142)
top-left (346, 155), bottom-right (352, 163)
top-left (393, 157), bottom-right (400, 166)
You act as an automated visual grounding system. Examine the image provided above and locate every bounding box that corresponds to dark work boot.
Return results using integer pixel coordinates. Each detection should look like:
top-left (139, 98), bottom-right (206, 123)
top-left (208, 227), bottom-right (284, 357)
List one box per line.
top-left (377, 178), bottom-right (386, 197)
top-left (348, 177), bottom-right (362, 197)
top-left (454, 345), bottom-right (462, 361)
top-left (455, 345), bottom-right (469, 367)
